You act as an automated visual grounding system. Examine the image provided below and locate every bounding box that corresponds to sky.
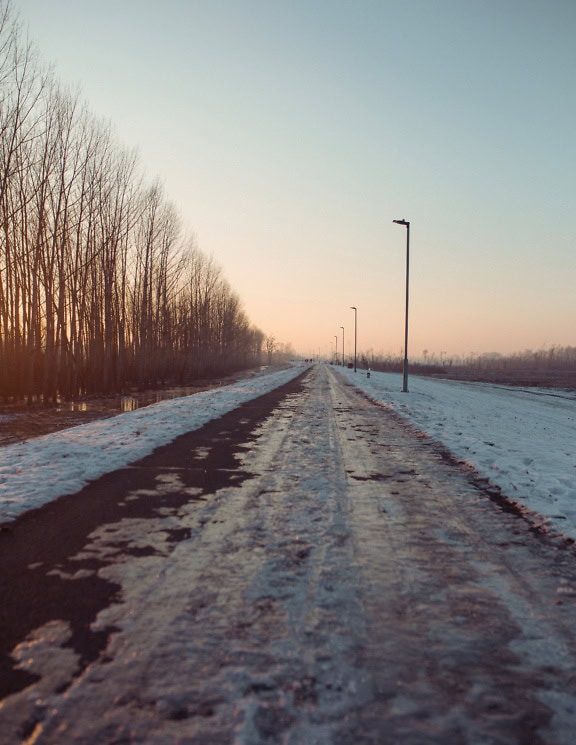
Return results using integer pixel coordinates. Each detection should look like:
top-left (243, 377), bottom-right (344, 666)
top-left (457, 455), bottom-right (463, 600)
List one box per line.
top-left (16, 0), bottom-right (576, 360)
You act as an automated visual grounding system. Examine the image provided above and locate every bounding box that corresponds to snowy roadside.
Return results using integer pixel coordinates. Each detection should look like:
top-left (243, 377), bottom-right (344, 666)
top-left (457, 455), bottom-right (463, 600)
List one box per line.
top-left (2, 362), bottom-right (575, 545)
top-left (0, 365), bottom-right (308, 524)
top-left (343, 367), bottom-right (576, 542)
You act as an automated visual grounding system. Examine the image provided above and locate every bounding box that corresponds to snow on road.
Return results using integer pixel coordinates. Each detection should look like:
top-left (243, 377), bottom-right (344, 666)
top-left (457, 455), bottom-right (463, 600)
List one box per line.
top-left (343, 367), bottom-right (576, 541)
top-left (3, 364), bottom-right (576, 744)
top-left (0, 366), bottom-right (307, 523)
top-left (1, 363), bottom-right (575, 543)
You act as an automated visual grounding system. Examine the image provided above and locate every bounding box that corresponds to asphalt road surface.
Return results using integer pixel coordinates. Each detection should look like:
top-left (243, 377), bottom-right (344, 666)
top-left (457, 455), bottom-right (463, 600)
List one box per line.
top-left (2, 365), bottom-right (576, 744)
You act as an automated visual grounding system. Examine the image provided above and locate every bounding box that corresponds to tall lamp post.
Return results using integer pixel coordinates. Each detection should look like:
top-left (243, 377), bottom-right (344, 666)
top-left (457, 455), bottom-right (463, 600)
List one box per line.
top-left (340, 326), bottom-right (345, 367)
top-left (350, 306), bottom-right (357, 372)
top-left (393, 219), bottom-right (410, 393)
top-left (334, 335), bottom-right (338, 366)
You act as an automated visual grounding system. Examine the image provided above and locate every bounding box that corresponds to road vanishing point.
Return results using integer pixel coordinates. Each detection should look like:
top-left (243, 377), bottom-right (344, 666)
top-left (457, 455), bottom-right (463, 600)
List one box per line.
top-left (2, 365), bottom-right (576, 744)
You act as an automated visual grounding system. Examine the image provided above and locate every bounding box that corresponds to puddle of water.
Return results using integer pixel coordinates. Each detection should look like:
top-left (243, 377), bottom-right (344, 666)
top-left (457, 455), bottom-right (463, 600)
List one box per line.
top-left (53, 385), bottom-right (211, 416)
top-left (0, 367), bottom-right (271, 447)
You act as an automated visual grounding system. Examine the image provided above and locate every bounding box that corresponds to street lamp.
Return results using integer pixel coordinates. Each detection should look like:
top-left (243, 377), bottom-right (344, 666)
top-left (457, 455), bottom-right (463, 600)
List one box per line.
top-left (393, 219), bottom-right (410, 393)
top-left (350, 306), bottom-right (357, 372)
top-left (334, 335), bottom-right (338, 365)
top-left (340, 326), bottom-right (345, 367)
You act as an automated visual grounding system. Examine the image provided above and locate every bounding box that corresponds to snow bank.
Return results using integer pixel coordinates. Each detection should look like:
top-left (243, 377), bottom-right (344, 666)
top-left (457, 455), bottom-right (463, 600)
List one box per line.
top-left (343, 367), bottom-right (576, 541)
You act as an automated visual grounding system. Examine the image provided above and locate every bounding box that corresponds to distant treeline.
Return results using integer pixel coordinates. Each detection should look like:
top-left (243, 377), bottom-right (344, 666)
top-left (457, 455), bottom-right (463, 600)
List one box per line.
top-left (0, 2), bottom-right (263, 402)
top-left (358, 346), bottom-right (576, 388)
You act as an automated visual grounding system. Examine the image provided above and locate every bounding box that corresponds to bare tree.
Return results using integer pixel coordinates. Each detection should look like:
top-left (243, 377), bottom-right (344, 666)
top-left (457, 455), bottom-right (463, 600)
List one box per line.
top-left (265, 335), bottom-right (276, 365)
top-left (0, 0), bottom-right (264, 402)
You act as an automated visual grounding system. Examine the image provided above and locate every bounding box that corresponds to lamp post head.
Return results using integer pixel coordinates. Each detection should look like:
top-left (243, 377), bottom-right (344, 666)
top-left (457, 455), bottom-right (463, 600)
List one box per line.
top-left (393, 219), bottom-right (409, 227)
top-left (350, 306), bottom-right (357, 311)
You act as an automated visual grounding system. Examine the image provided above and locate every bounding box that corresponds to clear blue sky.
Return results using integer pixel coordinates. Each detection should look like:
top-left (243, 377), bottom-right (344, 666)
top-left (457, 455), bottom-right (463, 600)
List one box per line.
top-left (18, 0), bottom-right (576, 360)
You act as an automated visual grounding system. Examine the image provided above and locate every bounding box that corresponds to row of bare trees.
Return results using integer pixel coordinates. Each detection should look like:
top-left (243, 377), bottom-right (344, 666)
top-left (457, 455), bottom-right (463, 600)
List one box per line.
top-left (357, 346), bottom-right (576, 388)
top-left (459, 346), bottom-right (576, 371)
top-left (361, 346), bottom-right (576, 371)
top-left (0, 1), bottom-right (263, 402)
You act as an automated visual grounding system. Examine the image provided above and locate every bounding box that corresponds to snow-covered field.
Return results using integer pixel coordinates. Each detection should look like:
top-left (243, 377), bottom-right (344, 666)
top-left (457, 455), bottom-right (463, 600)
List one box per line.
top-left (1, 363), bottom-right (575, 544)
top-left (342, 367), bottom-right (576, 541)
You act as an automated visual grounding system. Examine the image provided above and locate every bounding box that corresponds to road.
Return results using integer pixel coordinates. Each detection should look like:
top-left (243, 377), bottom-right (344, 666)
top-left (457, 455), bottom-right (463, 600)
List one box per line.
top-left (2, 364), bottom-right (576, 744)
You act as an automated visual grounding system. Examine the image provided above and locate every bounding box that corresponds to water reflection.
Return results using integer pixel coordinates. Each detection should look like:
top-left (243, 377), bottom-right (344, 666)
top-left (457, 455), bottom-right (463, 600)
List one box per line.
top-left (121, 397), bottom-right (139, 413)
top-left (57, 384), bottom-right (213, 416)
top-left (0, 367), bottom-right (271, 447)
top-left (66, 401), bottom-right (89, 412)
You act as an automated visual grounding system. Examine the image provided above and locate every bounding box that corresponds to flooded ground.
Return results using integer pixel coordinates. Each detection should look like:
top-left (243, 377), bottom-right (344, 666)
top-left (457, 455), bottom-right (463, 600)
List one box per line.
top-left (0, 369), bottom-right (265, 447)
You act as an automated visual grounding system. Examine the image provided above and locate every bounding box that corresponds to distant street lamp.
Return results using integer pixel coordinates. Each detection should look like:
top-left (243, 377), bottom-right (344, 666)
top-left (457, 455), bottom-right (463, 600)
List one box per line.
top-left (340, 326), bottom-right (345, 367)
top-left (334, 335), bottom-right (338, 365)
top-left (393, 219), bottom-right (410, 393)
top-left (350, 306), bottom-right (357, 372)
